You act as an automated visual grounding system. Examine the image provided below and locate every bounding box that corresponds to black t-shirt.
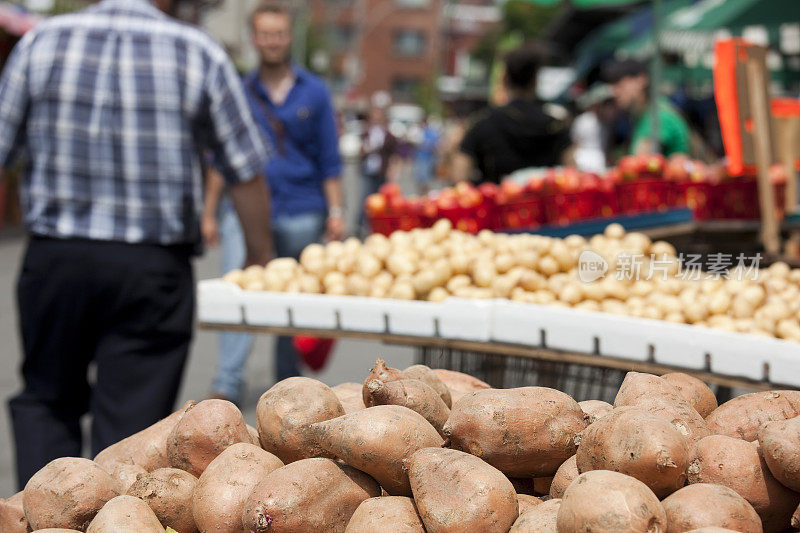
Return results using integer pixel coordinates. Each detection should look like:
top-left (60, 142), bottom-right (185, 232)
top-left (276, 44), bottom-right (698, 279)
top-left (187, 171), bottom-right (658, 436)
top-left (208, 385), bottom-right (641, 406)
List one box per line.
top-left (460, 99), bottom-right (570, 184)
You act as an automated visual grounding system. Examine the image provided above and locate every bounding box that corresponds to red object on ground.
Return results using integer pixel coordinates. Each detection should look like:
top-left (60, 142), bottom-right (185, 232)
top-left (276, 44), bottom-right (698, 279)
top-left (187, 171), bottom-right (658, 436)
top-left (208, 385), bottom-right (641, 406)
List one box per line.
top-left (293, 336), bottom-right (335, 372)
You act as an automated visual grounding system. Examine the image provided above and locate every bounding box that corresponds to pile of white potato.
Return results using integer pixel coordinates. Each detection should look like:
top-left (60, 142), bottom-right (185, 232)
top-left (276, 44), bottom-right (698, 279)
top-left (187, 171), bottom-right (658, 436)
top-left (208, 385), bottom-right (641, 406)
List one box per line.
top-left (222, 220), bottom-right (800, 342)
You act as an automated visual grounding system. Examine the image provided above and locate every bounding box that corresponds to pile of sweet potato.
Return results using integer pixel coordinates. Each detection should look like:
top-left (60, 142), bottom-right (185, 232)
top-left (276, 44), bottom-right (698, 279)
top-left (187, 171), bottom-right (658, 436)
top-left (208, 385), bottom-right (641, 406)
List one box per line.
top-left (5, 361), bottom-right (800, 532)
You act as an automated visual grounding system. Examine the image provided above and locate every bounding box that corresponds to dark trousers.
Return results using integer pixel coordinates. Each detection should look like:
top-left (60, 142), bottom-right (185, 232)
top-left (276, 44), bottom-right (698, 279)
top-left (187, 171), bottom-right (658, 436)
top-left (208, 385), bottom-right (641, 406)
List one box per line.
top-left (9, 237), bottom-right (194, 489)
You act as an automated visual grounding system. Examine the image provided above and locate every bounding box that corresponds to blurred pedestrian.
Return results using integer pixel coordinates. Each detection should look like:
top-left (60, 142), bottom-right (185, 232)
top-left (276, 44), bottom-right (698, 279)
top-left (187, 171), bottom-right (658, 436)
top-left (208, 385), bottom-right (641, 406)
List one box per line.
top-left (360, 99), bottom-right (399, 229)
top-left (1, 0), bottom-right (274, 489)
top-left (604, 58), bottom-right (690, 156)
top-left (202, 0), bottom-right (343, 402)
top-left (571, 84), bottom-right (615, 174)
top-left (453, 44), bottom-right (570, 184)
top-left (414, 116), bottom-right (442, 195)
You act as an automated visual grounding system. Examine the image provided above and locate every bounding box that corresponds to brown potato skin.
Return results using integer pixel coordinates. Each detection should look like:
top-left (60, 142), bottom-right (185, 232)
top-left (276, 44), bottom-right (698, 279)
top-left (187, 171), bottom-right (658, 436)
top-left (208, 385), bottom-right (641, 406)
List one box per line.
top-left (310, 405), bottom-right (443, 496)
top-left (366, 378), bottom-right (450, 437)
top-left (684, 529), bottom-right (741, 533)
top-left (256, 377), bottom-right (345, 463)
top-left (550, 455), bottom-right (578, 499)
top-left (688, 435), bottom-right (800, 532)
top-left (344, 496), bottom-right (425, 533)
top-left (0, 492), bottom-right (28, 533)
top-left (407, 447), bottom-right (519, 533)
top-left (30, 529), bottom-right (83, 532)
top-left (576, 407), bottom-right (690, 498)
top-left (509, 498), bottom-right (560, 533)
top-left (86, 495), bottom-right (165, 533)
top-left (614, 372), bottom-right (710, 442)
top-left (705, 391), bottom-right (800, 441)
top-left (246, 424), bottom-right (260, 447)
top-left (241, 458), bottom-right (380, 533)
top-left (517, 494), bottom-right (542, 516)
top-left (792, 501), bottom-right (800, 529)
top-left (662, 373), bottom-right (718, 418)
top-left (758, 416), bottom-right (800, 492)
top-left (94, 401), bottom-right (194, 472)
top-left (126, 468), bottom-right (198, 533)
top-left (433, 369), bottom-right (491, 403)
top-left (662, 483), bottom-right (762, 533)
top-left (402, 364), bottom-right (453, 408)
top-left (442, 387), bottom-right (587, 477)
top-left (556, 470), bottom-right (667, 533)
top-left (24, 457), bottom-right (120, 531)
top-left (107, 463), bottom-right (147, 494)
top-left (167, 399), bottom-right (251, 477)
top-left (192, 443), bottom-right (284, 533)
top-left (578, 400), bottom-right (613, 424)
top-left (332, 382), bottom-right (367, 413)
top-left (362, 359), bottom-right (404, 407)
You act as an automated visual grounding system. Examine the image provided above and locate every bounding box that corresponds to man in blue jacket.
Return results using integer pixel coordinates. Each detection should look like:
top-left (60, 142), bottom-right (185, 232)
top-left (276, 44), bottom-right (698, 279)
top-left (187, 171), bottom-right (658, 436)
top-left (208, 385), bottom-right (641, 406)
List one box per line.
top-left (202, 0), bottom-right (343, 401)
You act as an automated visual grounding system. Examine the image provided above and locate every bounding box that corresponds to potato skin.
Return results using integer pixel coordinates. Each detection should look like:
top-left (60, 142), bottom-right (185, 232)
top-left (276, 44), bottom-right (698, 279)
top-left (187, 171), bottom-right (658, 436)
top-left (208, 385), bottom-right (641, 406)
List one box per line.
top-left (402, 364), bottom-right (453, 408)
top-left (362, 359), bottom-right (404, 407)
top-left (757, 416), bottom-right (800, 492)
top-left (86, 495), bottom-right (165, 533)
top-left (614, 372), bottom-right (710, 442)
top-left (23, 457), bottom-right (120, 531)
top-left (509, 498), bottom-right (560, 533)
top-left (167, 399), bottom-right (251, 477)
top-left (107, 463), bottom-right (147, 494)
top-left (257, 377), bottom-right (345, 463)
top-left (344, 496), bottom-right (425, 533)
top-left (241, 458), bottom-right (380, 533)
top-left (517, 494), bottom-right (542, 515)
top-left (550, 455), bottom-right (578, 499)
top-left (688, 435), bottom-right (800, 532)
top-left (0, 492), bottom-right (29, 533)
top-left (661, 373), bottom-right (718, 418)
top-left (310, 405), bottom-right (443, 496)
top-left (578, 400), bottom-right (613, 424)
top-left (126, 468), bottom-right (198, 533)
top-left (30, 529), bottom-right (83, 532)
top-left (407, 447), bottom-right (518, 533)
top-left (94, 401), bottom-right (194, 472)
top-left (442, 387), bottom-right (587, 477)
top-left (662, 483), bottom-right (762, 533)
top-left (556, 470), bottom-right (667, 533)
top-left (432, 369), bottom-right (491, 403)
top-left (575, 407), bottom-right (690, 498)
top-left (366, 378), bottom-right (450, 437)
top-left (705, 391), bottom-right (800, 441)
top-left (332, 382), bottom-right (367, 413)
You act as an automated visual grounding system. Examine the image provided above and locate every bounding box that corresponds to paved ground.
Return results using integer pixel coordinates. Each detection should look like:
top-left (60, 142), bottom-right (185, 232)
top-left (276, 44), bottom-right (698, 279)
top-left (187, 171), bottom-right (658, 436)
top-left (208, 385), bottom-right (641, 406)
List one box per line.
top-left (0, 232), bottom-right (414, 496)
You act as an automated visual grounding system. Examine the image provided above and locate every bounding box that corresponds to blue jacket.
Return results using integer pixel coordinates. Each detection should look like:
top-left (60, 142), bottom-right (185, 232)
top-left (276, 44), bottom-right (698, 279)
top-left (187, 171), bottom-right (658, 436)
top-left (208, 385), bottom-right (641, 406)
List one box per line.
top-left (243, 66), bottom-right (341, 217)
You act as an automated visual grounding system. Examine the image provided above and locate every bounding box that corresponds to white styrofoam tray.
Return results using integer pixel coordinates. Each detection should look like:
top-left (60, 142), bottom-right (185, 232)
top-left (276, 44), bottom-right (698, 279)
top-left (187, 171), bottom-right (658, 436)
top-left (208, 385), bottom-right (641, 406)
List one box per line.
top-left (438, 298), bottom-right (495, 342)
top-left (197, 279), bottom-right (245, 324)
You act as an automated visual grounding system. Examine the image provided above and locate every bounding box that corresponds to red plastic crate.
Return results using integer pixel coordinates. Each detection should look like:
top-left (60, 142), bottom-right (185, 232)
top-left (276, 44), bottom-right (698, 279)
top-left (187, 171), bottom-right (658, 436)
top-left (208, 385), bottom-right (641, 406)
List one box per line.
top-left (368, 210), bottom-right (425, 236)
top-left (678, 182), bottom-right (714, 220)
top-left (708, 178), bottom-right (786, 220)
top-left (430, 198), bottom-right (497, 234)
top-left (543, 190), bottom-right (602, 226)
top-left (616, 179), bottom-right (680, 214)
top-left (495, 193), bottom-right (545, 231)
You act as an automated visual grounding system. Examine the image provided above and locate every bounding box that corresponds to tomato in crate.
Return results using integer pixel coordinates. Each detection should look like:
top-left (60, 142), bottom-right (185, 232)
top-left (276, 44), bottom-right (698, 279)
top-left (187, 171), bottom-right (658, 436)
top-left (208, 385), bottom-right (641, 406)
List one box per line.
top-left (543, 190), bottom-right (601, 226)
top-left (616, 179), bottom-right (679, 214)
top-left (678, 182), bottom-right (714, 220)
top-left (366, 193), bottom-right (424, 236)
top-left (495, 192), bottom-right (545, 231)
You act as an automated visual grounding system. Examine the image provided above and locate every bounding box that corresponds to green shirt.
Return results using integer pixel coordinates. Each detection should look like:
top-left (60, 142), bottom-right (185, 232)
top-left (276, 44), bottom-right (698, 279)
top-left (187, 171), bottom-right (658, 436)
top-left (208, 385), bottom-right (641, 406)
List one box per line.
top-left (630, 99), bottom-right (690, 156)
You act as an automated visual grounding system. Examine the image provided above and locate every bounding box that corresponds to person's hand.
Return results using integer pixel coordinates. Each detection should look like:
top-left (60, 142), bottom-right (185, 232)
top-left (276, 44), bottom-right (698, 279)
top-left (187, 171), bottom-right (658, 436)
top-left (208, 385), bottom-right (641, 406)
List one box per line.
top-left (201, 213), bottom-right (220, 248)
top-left (326, 215), bottom-right (345, 242)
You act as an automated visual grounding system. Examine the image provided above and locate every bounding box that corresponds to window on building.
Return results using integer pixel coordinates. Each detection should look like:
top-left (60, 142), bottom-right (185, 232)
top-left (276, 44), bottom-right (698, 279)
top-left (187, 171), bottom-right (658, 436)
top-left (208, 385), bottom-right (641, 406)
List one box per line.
top-left (395, 0), bottom-right (431, 7)
top-left (392, 77), bottom-right (422, 101)
top-left (393, 30), bottom-right (427, 57)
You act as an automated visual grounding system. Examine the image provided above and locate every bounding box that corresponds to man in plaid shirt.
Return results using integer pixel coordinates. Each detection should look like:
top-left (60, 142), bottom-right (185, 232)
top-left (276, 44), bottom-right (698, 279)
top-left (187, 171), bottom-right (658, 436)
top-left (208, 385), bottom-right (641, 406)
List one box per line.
top-left (0, 0), bottom-right (274, 488)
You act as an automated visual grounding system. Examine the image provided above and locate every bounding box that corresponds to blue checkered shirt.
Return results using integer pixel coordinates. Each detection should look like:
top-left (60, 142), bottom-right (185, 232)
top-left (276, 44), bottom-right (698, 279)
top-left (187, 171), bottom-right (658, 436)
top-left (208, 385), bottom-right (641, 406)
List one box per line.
top-left (0, 0), bottom-right (271, 246)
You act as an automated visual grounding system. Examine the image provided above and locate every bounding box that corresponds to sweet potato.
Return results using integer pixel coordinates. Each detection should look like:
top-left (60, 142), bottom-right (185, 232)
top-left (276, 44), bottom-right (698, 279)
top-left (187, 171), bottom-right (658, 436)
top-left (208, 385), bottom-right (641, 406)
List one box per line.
top-left (402, 364), bottom-right (452, 407)
top-left (532, 477), bottom-right (553, 496)
top-left (793, 501), bottom-right (800, 529)
top-left (517, 494), bottom-right (542, 515)
top-left (86, 495), bottom-right (165, 533)
top-left (332, 382), bottom-right (367, 413)
top-left (167, 399), bottom-right (251, 477)
top-left (407, 447), bottom-right (518, 533)
top-left (192, 442), bottom-right (284, 533)
top-left (127, 468), bottom-right (197, 533)
top-left (662, 373), bottom-right (718, 418)
top-left (662, 483), bottom-right (762, 533)
top-left (108, 463), bottom-right (147, 494)
top-left (24, 457), bottom-right (120, 531)
top-left (241, 458), bottom-right (380, 533)
top-left (705, 391), bottom-right (800, 441)
top-left (614, 372), bottom-right (710, 442)
top-left (556, 470), bottom-right (667, 533)
top-left (688, 435), bottom-right (800, 532)
top-left (310, 405), bottom-right (443, 495)
top-left (30, 529), bottom-right (82, 532)
top-left (684, 529), bottom-right (741, 533)
top-left (432, 368), bottom-right (491, 403)
top-left (246, 424), bottom-right (260, 447)
top-left (509, 498), bottom-right (561, 533)
top-left (576, 407), bottom-right (690, 498)
top-left (550, 455), bottom-right (578, 499)
top-left (0, 492), bottom-right (28, 533)
top-left (758, 416), bottom-right (800, 492)
top-left (256, 377), bottom-right (345, 463)
top-left (362, 359), bottom-right (404, 407)
top-left (365, 378), bottom-right (450, 437)
top-left (94, 401), bottom-right (194, 472)
top-left (578, 400), bottom-right (612, 424)
top-left (442, 387), bottom-right (587, 477)
top-left (344, 496), bottom-right (425, 533)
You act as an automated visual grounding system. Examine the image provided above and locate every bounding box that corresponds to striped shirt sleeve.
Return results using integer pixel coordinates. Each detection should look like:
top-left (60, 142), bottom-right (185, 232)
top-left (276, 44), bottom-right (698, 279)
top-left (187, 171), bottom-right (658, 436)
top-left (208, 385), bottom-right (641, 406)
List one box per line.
top-left (0, 32), bottom-right (33, 168)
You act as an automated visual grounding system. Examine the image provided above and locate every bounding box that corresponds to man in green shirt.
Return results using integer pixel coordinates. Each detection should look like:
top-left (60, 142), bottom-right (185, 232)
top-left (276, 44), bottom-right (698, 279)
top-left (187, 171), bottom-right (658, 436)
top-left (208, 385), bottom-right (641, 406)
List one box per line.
top-left (605, 59), bottom-right (690, 156)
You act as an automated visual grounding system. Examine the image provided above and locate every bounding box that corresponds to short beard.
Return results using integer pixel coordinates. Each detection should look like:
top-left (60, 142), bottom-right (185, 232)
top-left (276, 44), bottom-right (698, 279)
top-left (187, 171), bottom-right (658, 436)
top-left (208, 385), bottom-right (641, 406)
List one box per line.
top-left (261, 53), bottom-right (291, 70)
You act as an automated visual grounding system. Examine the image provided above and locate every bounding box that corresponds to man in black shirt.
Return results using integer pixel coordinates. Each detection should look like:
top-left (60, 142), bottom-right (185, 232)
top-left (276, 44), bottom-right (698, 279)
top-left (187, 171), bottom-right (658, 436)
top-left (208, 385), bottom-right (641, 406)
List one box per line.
top-left (453, 44), bottom-right (570, 184)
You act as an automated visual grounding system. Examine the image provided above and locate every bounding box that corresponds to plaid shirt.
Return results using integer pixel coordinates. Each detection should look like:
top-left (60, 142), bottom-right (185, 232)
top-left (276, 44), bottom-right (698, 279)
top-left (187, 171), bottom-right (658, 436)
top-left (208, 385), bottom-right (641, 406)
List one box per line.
top-left (0, 0), bottom-right (271, 246)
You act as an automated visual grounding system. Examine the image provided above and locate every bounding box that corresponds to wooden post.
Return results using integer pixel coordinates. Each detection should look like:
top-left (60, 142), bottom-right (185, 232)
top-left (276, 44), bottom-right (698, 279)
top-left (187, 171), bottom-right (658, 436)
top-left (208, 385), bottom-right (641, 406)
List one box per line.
top-left (776, 115), bottom-right (800, 256)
